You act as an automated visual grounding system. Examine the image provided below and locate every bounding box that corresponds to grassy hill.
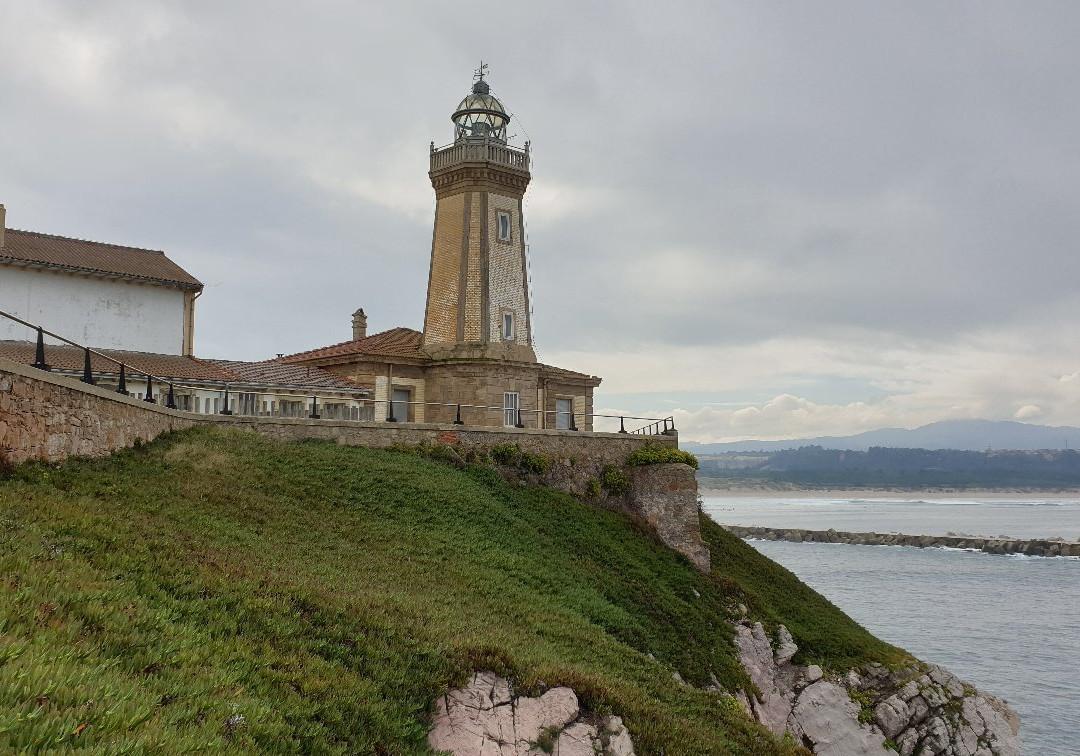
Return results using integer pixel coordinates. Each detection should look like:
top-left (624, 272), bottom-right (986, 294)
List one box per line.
top-left (0, 427), bottom-right (906, 753)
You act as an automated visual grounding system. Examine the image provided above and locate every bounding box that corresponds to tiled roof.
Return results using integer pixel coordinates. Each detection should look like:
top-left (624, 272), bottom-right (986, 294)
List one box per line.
top-left (0, 341), bottom-right (367, 392)
top-left (281, 327), bottom-right (427, 363)
top-left (207, 359), bottom-right (367, 391)
top-left (0, 341), bottom-right (227, 380)
top-left (0, 229), bottom-right (202, 290)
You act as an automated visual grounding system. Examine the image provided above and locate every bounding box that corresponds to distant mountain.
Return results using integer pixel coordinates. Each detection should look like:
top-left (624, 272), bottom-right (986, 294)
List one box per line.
top-left (683, 419), bottom-right (1080, 453)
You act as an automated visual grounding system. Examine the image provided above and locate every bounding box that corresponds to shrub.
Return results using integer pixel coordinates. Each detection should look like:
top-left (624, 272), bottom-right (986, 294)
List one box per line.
top-left (625, 442), bottom-right (699, 470)
top-left (584, 478), bottom-right (602, 498)
top-left (490, 443), bottom-right (520, 466)
top-left (519, 451), bottom-right (551, 475)
top-left (600, 465), bottom-right (630, 496)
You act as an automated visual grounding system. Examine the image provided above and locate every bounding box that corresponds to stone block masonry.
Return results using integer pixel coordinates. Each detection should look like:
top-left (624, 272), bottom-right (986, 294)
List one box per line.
top-left (0, 356), bottom-right (707, 571)
top-left (0, 357), bottom-right (196, 465)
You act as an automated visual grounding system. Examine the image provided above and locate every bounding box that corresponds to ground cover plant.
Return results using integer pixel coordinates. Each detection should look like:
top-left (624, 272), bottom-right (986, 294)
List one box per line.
top-left (0, 427), bottom-right (903, 753)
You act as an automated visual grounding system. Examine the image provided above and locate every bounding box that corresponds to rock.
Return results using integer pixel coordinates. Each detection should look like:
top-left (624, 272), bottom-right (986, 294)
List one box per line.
top-left (603, 715), bottom-right (635, 756)
top-left (789, 680), bottom-right (887, 755)
top-left (514, 687), bottom-right (580, 744)
top-left (554, 722), bottom-right (599, 756)
top-left (774, 626), bottom-right (798, 665)
top-left (805, 664), bottom-right (823, 683)
top-left (428, 672), bottom-right (635, 755)
top-left (874, 695), bottom-right (912, 739)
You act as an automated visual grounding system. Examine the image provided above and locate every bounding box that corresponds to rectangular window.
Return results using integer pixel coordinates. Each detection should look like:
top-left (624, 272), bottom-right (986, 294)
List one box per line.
top-left (503, 391), bottom-right (520, 427)
top-left (555, 397), bottom-right (573, 430)
top-left (496, 210), bottom-right (512, 242)
top-left (502, 312), bottom-right (514, 340)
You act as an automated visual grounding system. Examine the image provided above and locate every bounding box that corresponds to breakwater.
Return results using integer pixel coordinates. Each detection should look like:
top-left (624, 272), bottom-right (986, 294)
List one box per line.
top-left (724, 524), bottom-right (1080, 557)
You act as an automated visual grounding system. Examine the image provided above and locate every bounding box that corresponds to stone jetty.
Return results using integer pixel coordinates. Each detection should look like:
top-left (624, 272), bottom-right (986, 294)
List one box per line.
top-left (723, 525), bottom-right (1080, 557)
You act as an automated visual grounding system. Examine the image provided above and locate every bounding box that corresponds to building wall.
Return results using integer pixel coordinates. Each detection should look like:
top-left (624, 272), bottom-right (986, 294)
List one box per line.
top-left (0, 266), bottom-right (188, 354)
top-left (487, 192), bottom-right (529, 346)
top-left (464, 192), bottom-right (484, 342)
top-left (424, 193), bottom-right (466, 345)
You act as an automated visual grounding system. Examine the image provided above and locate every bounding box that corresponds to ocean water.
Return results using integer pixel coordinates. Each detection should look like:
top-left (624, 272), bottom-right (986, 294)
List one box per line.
top-left (704, 494), bottom-right (1080, 541)
top-left (702, 496), bottom-right (1080, 755)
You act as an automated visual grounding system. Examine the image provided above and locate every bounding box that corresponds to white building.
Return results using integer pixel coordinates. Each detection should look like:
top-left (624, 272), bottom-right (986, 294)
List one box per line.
top-left (0, 204), bottom-right (202, 355)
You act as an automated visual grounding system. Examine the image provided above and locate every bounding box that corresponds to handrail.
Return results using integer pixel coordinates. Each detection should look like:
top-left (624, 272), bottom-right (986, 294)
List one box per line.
top-left (0, 309), bottom-right (675, 435)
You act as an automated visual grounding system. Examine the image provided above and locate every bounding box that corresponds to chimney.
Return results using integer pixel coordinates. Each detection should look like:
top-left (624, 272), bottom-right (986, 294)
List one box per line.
top-left (0, 204), bottom-right (6, 249)
top-left (352, 308), bottom-right (368, 340)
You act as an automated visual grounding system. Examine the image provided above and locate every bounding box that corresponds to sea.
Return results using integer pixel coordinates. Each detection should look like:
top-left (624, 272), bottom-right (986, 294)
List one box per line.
top-left (702, 494), bottom-right (1080, 755)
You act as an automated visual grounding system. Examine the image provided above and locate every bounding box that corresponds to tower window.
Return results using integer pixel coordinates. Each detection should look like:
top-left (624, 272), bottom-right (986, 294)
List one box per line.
top-left (502, 312), bottom-right (515, 340)
top-left (496, 211), bottom-right (512, 242)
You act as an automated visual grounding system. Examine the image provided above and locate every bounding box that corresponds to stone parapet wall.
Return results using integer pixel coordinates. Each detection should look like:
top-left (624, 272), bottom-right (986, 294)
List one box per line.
top-left (0, 357), bottom-right (706, 571)
top-left (207, 418), bottom-right (707, 569)
top-left (0, 357), bottom-right (196, 465)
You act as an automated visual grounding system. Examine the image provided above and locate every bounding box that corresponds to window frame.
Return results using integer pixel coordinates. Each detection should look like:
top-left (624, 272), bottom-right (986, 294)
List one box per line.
top-left (503, 391), bottom-right (519, 427)
top-left (496, 210), bottom-right (512, 242)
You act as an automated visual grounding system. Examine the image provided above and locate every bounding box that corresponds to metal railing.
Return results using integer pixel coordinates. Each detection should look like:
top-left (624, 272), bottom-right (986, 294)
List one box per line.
top-left (0, 309), bottom-right (676, 436)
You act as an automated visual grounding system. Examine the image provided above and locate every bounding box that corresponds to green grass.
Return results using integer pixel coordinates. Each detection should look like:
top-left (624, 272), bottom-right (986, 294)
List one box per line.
top-left (702, 518), bottom-right (907, 670)
top-left (0, 427), bottom-right (905, 753)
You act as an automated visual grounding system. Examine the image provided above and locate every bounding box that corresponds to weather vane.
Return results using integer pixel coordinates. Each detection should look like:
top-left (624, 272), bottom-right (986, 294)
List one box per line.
top-left (474, 61), bottom-right (489, 81)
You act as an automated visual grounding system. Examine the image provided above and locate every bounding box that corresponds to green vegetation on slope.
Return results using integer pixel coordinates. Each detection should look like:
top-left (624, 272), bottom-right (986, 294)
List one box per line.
top-left (0, 427), bottom-right (904, 753)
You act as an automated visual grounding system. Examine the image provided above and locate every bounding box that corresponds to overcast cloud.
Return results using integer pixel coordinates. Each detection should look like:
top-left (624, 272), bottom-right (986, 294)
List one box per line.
top-left (2, 1), bottom-right (1078, 441)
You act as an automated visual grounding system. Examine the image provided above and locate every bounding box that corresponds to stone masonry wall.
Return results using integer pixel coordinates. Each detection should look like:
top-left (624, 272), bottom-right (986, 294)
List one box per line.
top-left (0, 357), bottom-right (706, 571)
top-left (0, 357), bottom-right (196, 465)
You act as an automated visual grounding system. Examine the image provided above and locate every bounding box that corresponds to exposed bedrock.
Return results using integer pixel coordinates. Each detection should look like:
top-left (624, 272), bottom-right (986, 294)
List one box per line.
top-left (725, 524), bottom-right (1080, 558)
top-left (733, 621), bottom-right (1021, 756)
top-left (428, 671), bottom-right (635, 755)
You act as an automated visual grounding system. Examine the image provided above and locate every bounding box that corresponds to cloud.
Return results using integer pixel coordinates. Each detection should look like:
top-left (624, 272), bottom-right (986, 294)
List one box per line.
top-left (2, 2), bottom-right (1080, 441)
top-left (1014, 405), bottom-right (1043, 421)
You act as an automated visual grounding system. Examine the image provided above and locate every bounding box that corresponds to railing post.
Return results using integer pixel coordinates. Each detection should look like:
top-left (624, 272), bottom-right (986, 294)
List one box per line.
top-left (220, 385), bottom-right (233, 415)
top-left (166, 383), bottom-right (177, 409)
top-left (619, 416), bottom-right (627, 434)
top-left (569, 412), bottom-right (578, 432)
top-left (144, 375), bottom-right (155, 403)
top-left (81, 347), bottom-right (95, 385)
top-left (116, 363), bottom-right (128, 395)
top-left (515, 408), bottom-right (525, 429)
top-left (454, 404), bottom-right (464, 425)
top-left (31, 327), bottom-right (50, 371)
top-left (387, 397), bottom-right (397, 422)
top-left (309, 395), bottom-right (320, 419)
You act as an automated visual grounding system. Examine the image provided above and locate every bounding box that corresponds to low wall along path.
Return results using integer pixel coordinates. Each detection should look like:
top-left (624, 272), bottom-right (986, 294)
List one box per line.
top-left (0, 356), bottom-right (708, 571)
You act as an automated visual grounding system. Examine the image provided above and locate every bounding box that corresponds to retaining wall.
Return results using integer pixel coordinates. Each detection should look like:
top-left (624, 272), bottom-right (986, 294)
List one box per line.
top-left (0, 357), bottom-right (708, 570)
top-left (0, 357), bottom-right (196, 465)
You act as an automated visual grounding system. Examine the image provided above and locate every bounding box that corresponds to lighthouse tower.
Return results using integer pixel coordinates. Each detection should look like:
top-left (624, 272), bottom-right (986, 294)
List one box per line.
top-left (423, 66), bottom-right (536, 363)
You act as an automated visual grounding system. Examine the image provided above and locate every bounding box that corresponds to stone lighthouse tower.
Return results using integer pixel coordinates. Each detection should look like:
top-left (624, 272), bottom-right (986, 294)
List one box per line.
top-left (423, 67), bottom-right (536, 363)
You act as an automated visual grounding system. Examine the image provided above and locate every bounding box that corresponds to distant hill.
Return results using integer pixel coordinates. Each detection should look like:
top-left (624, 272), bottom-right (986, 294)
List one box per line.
top-left (683, 419), bottom-right (1080, 453)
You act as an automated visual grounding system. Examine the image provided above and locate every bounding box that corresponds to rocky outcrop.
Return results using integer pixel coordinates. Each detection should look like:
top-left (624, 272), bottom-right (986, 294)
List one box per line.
top-left (732, 621), bottom-right (1020, 756)
top-left (428, 671), bottom-right (635, 755)
top-left (726, 524), bottom-right (1080, 558)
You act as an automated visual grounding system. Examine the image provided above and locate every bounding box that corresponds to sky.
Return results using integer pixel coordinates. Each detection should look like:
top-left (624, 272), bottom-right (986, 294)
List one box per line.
top-left (1, 1), bottom-right (1078, 442)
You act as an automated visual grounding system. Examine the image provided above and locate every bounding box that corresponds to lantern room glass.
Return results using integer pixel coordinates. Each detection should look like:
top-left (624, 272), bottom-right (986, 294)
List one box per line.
top-left (452, 89), bottom-right (510, 143)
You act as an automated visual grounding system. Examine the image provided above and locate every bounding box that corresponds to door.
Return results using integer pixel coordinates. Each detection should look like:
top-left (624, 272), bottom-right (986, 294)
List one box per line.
top-left (392, 388), bottom-right (410, 422)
